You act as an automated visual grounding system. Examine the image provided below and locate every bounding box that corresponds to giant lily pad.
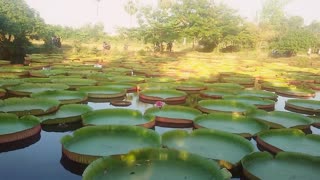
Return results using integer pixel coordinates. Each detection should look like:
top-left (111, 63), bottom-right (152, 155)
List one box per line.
top-left (82, 148), bottom-right (227, 180)
top-left (256, 129), bottom-right (320, 156)
top-left (31, 90), bottom-right (87, 105)
top-left (109, 76), bottom-right (145, 83)
top-left (206, 83), bottom-right (244, 91)
top-left (241, 151), bottom-right (320, 180)
top-left (197, 99), bottom-right (256, 114)
top-left (29, 69), bottom-right (66, 77)
top-left (0, 97), bottom-right (60, 116)
top-left (139, 89), bottom-right (187, 104)
top-left (162, 129), bottom-right (255, 169)
top-left (285, 99), bottom-right (320, 115)
top-left (220, 77), bottom-right (255, 87)
top-left (6, 83), bottom-right (69, 96)
top-left (275, 87), bottom-right (315, 98)
top-left (78, 86), bottom-right (127, 99)
top-left (0, 113), bottom-right (41, 143)
top-left (144, 105), bottom-right (202, 128)
top-left (223, 95), bottom-right (275, 111)
top-left (175, 82), bottom-right (206, 93)
top-left (40, 104), bottom-right (93, 125)
top-left (0, 79), bottom-right (21, 88)
top-left (138, 83), bottom-right (175, 91)
top-left (98, 82), bottom-right (137, 92)
top-left (194, 113), bottom-right (269, 138)
top-left (199, 89), bottom-right (237, 99)
top-left (61, 125), bottom-right (161, 164)
top-left (250, 110), bottom-right (313, 133)
top-left (237, 90), bottom-right (278, 101)
top-left (82, 108), bottom-right (155, 128)
top-left (51, 78), bottom-right (97, 89)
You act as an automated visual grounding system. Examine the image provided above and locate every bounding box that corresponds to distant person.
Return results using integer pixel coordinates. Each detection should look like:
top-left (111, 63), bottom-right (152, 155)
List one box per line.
top-left (167, 42), bottom-right (173, 52)
top-left (56, 37), bottom-right (61, 48)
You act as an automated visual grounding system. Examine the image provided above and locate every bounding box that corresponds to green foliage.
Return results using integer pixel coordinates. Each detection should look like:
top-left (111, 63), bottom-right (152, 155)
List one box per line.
top-left (271, 29), bottom-right (317, 56)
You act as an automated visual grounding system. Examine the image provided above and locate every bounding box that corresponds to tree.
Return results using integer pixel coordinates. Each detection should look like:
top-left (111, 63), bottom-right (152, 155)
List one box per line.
top-left (0, 0), bottom-right (49, 63)
top-left (124, 0), bottom-right (139, 26)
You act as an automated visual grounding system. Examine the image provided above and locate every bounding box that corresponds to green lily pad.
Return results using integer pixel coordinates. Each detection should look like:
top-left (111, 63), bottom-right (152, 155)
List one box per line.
top-left (0, 97), bottom-right (60, 116)
top-left (0, 113), bottom-right (41, 143)
top-left (98, 82), bottom-right (137, 92)
top-left (109, 76), bottom-right (145, 83)
top-left (82, 148), bottom-right (227, 180)
top-left (241, 151), bottom-right (320, 180)
top-left (21, 78), bottom-right (52, 83)
top-left (285, 99), bottom-right (320, 115)
top-left (61, 125), bottom-right (161, 164)
top-left (29, 69), bottom-right (66, 77)
top-left (238, 90), bottom-right (278, 101)
top-left (6, 83), bottom-right (69, 96)
top-left (40, 104), bottom-right (93, 125)
top-left (139, 89), bottom-right (187, 104)
top-left (82, 108), bottom-right (155, 128)
top-left (162, 129), bottom-right (254, 165)
top-left (221, 77), bottom-right (255, 87)
top-left (31, 90), bottom-right (88, 104)
top-left (194, 113), bottom-right (269, 138)
top-left (250, 110), bottom-right (313, 130)
top-left (275, 87), bottom-right (315, 98)
top-left (176, 82), bottom-right (206, 92)
top-left (223, 95), bottom-right (275, 110)
top-left (138, 83), bottom-right (176, 91)
top-left (51, 78), bottom-right (97, 89)
top-left (197, 99), bottom-right (256, 114)
top-left (78, 86), bottom-right (127, 99)
top-left (144, 105), bottom-right (202, 128)
top-left (256, 129), bottom-right (320, 156)
top-left (0, 79), bottom-right (21, 88)
top-left (199, 89), bottom-right (237, 99)
top-left (206, 83), bottom-right (245, 91)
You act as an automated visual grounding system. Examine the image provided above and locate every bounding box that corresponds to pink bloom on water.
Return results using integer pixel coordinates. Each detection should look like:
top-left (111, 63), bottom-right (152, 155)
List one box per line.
top-left (154, 101), bottom-right (165, 108)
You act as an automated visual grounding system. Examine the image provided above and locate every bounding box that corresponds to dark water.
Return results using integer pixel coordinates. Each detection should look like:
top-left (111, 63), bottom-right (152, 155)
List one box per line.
top-left (0, 92), bottom-right (319, 180)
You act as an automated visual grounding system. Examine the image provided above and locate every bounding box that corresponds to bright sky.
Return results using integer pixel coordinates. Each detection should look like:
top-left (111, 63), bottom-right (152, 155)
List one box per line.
top-left (25, 0), bottom-right (320, 34)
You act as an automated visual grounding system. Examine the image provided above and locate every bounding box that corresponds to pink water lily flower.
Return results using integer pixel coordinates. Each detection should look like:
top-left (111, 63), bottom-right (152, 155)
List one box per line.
top-left (154, 101), bottom-right (165, 108)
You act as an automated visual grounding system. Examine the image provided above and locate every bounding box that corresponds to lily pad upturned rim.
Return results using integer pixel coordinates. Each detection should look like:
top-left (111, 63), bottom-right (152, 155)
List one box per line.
top-left (40, 104), bottom-right (93, 125)
top-left (256, 128), bottom-right (320, 155)
top-left (61, 125), bottom-right (161, 164)
top-left (194, 113), bottom-right (269, 138)
top-left (139, 89), bottom-right (187, 104)
top-left (0, 97), bottom-right (60, 116)
top-left (144, 105), bottom-right (202, 128)
top-left (82, 108), bottom-right (155, 128)
top-left (162, 129), bottom-right (255, 166)
top-left (175, 82), bottom-right (207, 92)
top-left (0, 113), bottom-right (41, 143)
top-left (285, 99), bottom-right (320, 115)
top-left (241, 151), bottom-right (320, 180)
top-left (31, 90), bottom-right (88, 104)
top-left (197, 99), bottom-right (256, 114)
top-left (82, 148), bottom-right (226, 180)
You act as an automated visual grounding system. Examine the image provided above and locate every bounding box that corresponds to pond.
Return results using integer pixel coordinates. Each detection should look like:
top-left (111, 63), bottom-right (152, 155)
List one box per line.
top-left (0, 92), bottom-right (319, 180)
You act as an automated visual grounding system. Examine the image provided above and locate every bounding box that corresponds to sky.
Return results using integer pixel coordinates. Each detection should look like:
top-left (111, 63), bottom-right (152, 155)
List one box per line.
top-left (25, 0), bottom-right (320, 34)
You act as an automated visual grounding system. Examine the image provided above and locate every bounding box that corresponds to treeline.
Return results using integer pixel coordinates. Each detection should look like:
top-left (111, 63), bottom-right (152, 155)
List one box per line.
top-left (1, 0), bottom-right (320, 63)
top-left (120, 0), bottom-right (320, 55)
